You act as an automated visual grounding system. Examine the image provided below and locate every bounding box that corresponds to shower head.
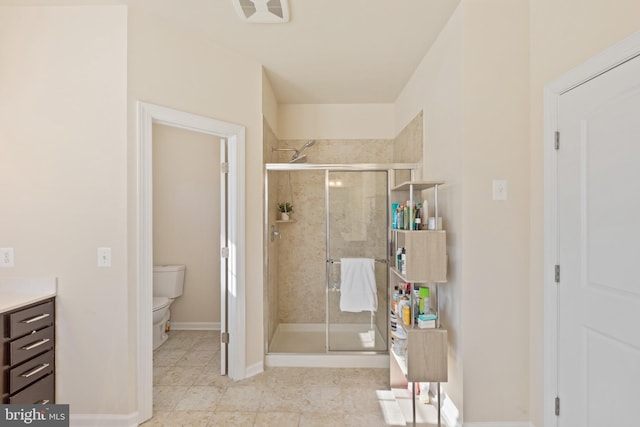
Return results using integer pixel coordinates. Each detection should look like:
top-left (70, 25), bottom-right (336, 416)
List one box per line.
top-left (289, 154), bottom-right (307, 163)
top-left (290, 140), bottom-right (315, 162)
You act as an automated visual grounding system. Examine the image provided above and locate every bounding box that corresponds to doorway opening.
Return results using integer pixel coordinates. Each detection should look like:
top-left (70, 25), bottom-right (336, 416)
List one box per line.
top-left (136, 102), bottom-right (246, 424)
top-left (152, 124), bottom-right (220, 340)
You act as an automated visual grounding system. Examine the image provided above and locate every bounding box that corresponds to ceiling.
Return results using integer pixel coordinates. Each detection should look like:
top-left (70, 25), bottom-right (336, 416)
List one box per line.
top-left (6, 0), bottom-right (461, 104)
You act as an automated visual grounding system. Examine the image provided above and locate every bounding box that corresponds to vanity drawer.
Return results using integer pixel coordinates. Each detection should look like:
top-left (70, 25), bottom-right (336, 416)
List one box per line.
top-left (9, 374), bottom-right (54, 404)
top-left (9, 351), bottom-right (54, 394)
top-left (7, 301), bottom-right (54, 339)
top-left (9, 326), bottom-right (54, 366)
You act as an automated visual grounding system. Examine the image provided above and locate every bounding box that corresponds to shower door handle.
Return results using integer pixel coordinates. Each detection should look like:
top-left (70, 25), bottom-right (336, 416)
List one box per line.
top-left (270, 225), bottom-right (281, 242)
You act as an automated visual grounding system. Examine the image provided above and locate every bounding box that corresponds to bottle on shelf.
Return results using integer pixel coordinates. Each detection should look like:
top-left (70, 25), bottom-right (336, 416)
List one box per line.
top-left (421, 199), bottom-right (429, 228)
top-left (419, 287), bottom-right (430, 315)
top-left (392, 203), bottom-right (399, 229)
top-left (414, 217), bottom-right (421, 230)
top-left (404, 201), bottom-right (409, 230)
top-left (403, 305), bottom-right (411, 325)
top-left (413, 287), bottom-right (420, 319)
top-left (401, 248), bottom-right (407, 275)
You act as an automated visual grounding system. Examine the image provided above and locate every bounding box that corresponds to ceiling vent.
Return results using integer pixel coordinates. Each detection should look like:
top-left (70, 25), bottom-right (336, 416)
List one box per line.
top-left (232, 0), bottom-right (290, 24)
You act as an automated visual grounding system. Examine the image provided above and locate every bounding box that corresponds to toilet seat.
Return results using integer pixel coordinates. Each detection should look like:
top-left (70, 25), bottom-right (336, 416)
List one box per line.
top-left (153, 296), bottom-right (170, 312)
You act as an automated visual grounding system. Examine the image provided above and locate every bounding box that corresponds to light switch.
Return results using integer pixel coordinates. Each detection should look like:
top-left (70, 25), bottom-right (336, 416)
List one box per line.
top-left (492, 180), bottom-right (508, 201)
top-left (0, 248), bottom-right (14, 268)
top-left (98, 247), bottom-right (112, 267)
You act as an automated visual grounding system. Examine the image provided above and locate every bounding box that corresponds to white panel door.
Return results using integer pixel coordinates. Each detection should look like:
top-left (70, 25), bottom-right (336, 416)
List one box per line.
top-left (557, 54), bottom-right (640, 426)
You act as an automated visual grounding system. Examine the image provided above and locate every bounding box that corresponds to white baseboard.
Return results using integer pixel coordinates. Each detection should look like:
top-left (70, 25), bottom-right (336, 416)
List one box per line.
top-left (170, 322), bottom-right (220, 331)
top-left (245, 360), bottom-right (264, 378)
top-left (440, 390), bottom-right (461, 427)
top-left (69, 412), bottom-right (138, 427)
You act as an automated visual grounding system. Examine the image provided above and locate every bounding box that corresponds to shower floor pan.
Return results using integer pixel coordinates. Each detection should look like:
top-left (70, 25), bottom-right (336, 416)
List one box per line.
top-left (266, 323), bottom-right (389, 368)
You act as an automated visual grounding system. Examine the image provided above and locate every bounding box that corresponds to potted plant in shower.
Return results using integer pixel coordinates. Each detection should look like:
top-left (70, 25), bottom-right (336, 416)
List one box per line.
top-left (278, 202), bottom-right (294, 221)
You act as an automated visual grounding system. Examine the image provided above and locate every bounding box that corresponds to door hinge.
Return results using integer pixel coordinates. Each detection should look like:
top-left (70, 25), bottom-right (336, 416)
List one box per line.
top-left (221, 332), bottom-right (229, 344)
top-left (221, 247), bottom-right (229, 258)
top-left (221, 162), bottom-right (229, 174)
top-left (554, 131), bottom-right (560, 150)
top-left (555, 396), bottom-right (560, 416)
top-left (555, 265), bottom-right (560, 283)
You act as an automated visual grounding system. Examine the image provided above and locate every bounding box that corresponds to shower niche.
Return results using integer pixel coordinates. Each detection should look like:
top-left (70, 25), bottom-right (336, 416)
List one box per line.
top-left (264, 163), bottom-right (415, 366)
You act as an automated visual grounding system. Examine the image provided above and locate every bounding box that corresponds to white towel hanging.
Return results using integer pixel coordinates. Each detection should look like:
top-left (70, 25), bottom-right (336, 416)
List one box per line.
top-left (339, 258), bottom-right (377, 312)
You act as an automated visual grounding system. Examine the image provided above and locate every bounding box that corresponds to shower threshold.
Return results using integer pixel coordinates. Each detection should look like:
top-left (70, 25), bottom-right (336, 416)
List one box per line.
top-left (266, 323), bottom-right (389, 368)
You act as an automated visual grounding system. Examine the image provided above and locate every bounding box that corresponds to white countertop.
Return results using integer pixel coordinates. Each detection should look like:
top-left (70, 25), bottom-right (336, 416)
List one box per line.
top-left (0, 277), bottom-right (57, 313)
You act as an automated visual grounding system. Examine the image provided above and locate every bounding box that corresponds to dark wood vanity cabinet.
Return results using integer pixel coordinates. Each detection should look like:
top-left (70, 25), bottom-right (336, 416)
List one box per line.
top-left (1, 298), bottom-right (55, 404)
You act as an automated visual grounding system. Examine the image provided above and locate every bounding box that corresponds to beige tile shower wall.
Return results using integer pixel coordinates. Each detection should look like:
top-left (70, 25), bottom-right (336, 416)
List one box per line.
top-left (263, 119), bottom-right (280, 344)
top-left (326, 171), bottom-right (389, 330)
top-left (278, 139), bottom-right (393, 164)
top-left (152, 124), bottom-right (221, 324)
top-left (276, 169), bottom-right (326, 323)
top-left (394, 111), bottom-right (424, 183)
top-left (275, 140), bottom-right (393, 326)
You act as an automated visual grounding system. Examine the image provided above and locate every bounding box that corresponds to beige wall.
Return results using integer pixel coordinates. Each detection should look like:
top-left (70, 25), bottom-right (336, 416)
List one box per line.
top-left (152, 124), bottom-right (220, 325)
top-left (528, 1), bottom-right (640, 425)
top-left (3, 1), bottom-right (266, 417)
top-left (461, 1), bottom-right (530, 422)
top-left (262, 69), bottom-right (279, 137)
top-left (396, 2), bottom-right (466, 414)
top-left (126, 7), bottom-right (265, 381)
top-left (396, 0), bottom-right (640, 424)
top-left (396, 0), bottom-right (530, 423)
top-left (0, 6), bottom-right (130, 414)
top-left (278, 103), bottom-right (395, 140)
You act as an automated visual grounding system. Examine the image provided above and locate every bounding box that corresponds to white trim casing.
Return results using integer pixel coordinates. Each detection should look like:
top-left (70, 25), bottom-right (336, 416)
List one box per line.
top-left (136, 103), bottom-right (154, 425)
top-left (136, 102), bottom-right (246, 425)
top-left (245, 361), bottom-right (264, 378)
top-left (220, 140), bottom-right (228, 375)
top-left (543, 30), bottom-right (640, 427)
top-left (542, 82), bottom-right (560, 427)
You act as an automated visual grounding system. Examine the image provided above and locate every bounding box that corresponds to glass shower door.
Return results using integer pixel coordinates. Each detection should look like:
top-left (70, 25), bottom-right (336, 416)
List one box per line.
top-left (326, 170), bottom-right (388, 352)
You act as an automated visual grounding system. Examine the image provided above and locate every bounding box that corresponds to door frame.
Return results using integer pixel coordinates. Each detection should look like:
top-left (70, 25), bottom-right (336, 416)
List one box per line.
top-left (543, 31), bottom-right (640, 426)
top-left (136, 102), bottom-right (246, 424)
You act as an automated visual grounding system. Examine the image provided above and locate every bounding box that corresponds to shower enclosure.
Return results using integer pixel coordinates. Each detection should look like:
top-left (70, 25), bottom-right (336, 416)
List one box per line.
top-left (264, 163), bottom-right (415, 366)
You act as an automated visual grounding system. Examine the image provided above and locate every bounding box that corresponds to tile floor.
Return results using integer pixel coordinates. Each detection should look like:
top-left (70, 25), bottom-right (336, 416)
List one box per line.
top-left (144, 330), bottom-right (392, 426)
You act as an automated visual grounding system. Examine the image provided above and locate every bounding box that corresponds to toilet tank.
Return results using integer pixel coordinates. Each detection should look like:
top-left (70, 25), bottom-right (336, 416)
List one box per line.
top-left (153, 265), bottom-right (185, 298)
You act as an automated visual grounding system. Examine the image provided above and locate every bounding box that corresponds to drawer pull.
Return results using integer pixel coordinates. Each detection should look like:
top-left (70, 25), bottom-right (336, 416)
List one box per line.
top-left (21, 338), bottom-right (51, 351)
top-left (21, 313), bottom-right (50, 324)
top-left (35, 400), bottom-right (50, 405)
top-left (21, 363), bottom-right (50, 378)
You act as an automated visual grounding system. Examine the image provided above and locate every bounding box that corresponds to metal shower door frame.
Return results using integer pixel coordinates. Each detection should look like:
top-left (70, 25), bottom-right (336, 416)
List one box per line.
top-left (264, 163), bottom-right (416, 355)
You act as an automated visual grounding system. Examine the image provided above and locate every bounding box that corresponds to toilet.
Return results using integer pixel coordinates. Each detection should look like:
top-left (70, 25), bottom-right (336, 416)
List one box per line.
top-left (152, 264), bottom-right (185, 350)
